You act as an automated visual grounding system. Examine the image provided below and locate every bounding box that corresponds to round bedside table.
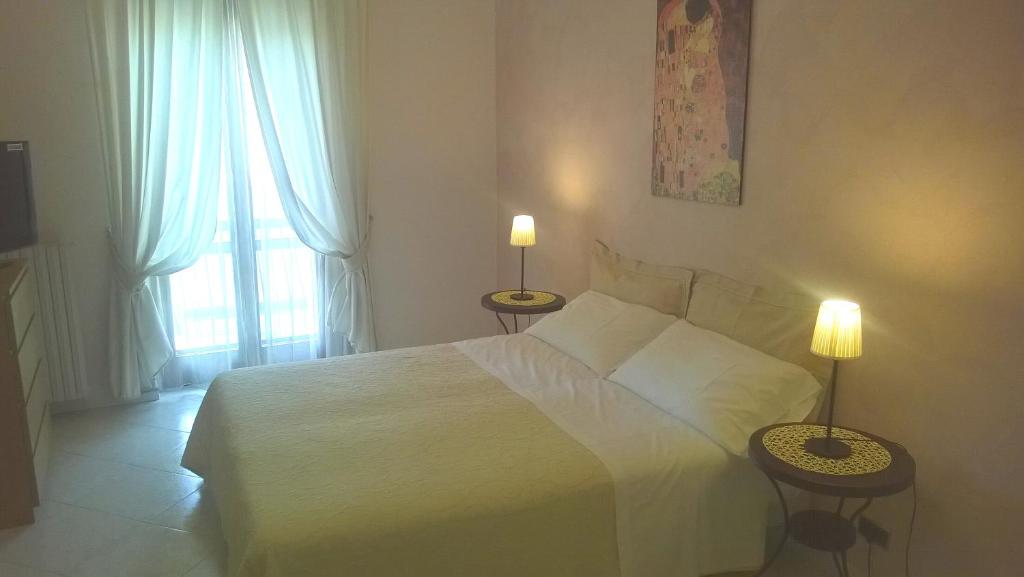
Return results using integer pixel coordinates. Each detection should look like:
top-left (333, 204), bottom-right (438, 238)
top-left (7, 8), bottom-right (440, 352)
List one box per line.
top-left (481, 290), bottom-right (566, 334)
top-left (748, 423), bottom-right (916, 577)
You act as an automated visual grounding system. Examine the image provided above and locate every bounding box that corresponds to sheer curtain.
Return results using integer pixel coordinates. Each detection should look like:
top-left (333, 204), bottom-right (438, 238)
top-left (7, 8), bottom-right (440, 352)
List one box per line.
top-left (89, 0), bottom-right (373, 395)
top-left (157, 43), bottom-right (322, 386)
top-left (87, 0), bottom-right (226, 399)
top-left (237, 0), bottom-right (374, 355)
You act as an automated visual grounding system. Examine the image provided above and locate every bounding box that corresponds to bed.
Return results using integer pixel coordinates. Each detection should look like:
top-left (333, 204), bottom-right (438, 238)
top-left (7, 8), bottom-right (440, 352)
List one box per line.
top-left (183, 242), bottom-right (829, 577)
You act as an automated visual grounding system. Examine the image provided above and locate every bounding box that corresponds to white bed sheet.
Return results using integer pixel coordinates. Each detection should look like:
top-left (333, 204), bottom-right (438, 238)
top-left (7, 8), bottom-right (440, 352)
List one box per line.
top-left (457, 334), bottom-right (775, 577)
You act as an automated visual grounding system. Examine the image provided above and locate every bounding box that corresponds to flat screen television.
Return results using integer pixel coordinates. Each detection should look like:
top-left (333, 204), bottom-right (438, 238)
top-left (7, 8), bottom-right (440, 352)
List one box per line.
top-left (0, 141), bottom-right (38, 253)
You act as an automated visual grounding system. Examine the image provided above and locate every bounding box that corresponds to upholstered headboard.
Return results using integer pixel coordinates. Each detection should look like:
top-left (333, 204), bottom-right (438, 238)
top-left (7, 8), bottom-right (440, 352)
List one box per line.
top-left (684, 270), bottom-right (832, 387)
top-left (590, 240), bottom-right (831, 387)
top-left (590, 240), bottom-right (694, 317)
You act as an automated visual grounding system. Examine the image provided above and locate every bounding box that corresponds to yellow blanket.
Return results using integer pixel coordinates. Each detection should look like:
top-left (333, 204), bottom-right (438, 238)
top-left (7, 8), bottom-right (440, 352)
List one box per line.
top-left (183, 344), bottom-right (620, 577)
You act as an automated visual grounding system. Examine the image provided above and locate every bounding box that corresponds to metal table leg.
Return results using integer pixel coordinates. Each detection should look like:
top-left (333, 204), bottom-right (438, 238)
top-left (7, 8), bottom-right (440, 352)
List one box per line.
top-left (753, 475), bottom-right (790, 577)
top-left (768, 493), bottom-right (873, 577)
top-left (848, 498), bottom-right (874, 524)
top-left (830, 548), bottom-right (852, 577)
top-left (495, 312), bottom-right (510, 334)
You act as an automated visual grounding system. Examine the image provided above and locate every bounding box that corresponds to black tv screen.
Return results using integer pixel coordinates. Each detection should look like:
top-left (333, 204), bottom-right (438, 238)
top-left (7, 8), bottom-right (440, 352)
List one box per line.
top-left (0, 141), bottom-right (38, 253)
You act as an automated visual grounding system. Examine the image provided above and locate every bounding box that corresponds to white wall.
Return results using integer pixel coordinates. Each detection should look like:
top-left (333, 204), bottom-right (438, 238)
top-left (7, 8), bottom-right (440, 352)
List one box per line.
top-left (0, 0), bottom-right (112, 401)
top-left (0, 0), bottom-right (499, 400)
top-left (367, 0), bottom-right (498, 350)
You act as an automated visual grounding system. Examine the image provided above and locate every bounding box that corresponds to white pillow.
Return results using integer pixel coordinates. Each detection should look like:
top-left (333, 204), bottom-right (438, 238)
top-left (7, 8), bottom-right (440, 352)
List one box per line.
top-left (608, 319), bottom-right (822, 456)
top-left (526, 291), bottom-right (676, 376)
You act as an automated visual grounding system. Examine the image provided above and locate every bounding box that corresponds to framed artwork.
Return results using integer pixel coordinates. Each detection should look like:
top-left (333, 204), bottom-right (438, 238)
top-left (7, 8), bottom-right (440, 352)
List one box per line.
top-left (652, 0), bottom-right (753, 205)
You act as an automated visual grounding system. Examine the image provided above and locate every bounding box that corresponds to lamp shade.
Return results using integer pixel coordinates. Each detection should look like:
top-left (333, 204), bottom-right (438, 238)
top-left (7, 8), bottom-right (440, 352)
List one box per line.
top-left (810, 300), bottom-right (863, 360)
top-left (510, 215), bottom-right (536, 247)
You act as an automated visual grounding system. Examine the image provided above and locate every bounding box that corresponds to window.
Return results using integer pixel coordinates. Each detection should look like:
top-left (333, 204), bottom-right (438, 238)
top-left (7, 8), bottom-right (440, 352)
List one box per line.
top-left (160, 38), bottom-right (320, 385)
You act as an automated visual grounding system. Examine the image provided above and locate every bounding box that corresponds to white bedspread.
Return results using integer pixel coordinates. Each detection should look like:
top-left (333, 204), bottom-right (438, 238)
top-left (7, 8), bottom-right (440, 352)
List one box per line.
top-left (457, 334), bottom-right (774, 577)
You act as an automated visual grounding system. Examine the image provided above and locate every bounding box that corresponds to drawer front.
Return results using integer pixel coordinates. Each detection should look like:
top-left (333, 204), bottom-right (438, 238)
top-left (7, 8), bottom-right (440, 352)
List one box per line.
top-left (17, 316), bottom-right (44, 400)
top-left (9, 266), bottom-right (37, 349)
top-left (27, 362), bottom-right (50, 452)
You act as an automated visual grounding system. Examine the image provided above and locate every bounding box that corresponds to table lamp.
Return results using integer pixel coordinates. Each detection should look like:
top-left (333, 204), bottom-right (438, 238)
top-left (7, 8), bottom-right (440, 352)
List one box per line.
top-left (806, 299), bottom-right (863, 459)
top-left (509, 215), bottom-right (536, 301)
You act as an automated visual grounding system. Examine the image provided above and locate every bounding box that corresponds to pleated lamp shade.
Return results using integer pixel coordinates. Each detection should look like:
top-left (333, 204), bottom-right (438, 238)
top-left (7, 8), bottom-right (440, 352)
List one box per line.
top-left (510, 215), bottom-right (536, 247)
top-left (810, 300), bottom-right (863, 360)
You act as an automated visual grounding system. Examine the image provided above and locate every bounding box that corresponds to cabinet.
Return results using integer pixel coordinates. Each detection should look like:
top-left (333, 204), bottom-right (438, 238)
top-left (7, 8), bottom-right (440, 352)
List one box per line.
top-left (0, 258), bottom-right (51, 528)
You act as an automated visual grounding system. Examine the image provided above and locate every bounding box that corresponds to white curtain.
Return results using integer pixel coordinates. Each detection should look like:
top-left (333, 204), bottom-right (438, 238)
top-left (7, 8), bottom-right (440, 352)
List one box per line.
top-left (156, 55), bottom-right (326, 386)
top-left (87, 0), bottom-right (226, 398)
top-left (89, 0), bottom-right (374, 397)
top-left (236, 0), bottom-right (375, 355)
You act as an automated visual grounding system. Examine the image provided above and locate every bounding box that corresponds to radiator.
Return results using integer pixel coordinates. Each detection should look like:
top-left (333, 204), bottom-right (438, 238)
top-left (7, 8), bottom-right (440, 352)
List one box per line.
top-left (1, 244), bottom-right (89, 402)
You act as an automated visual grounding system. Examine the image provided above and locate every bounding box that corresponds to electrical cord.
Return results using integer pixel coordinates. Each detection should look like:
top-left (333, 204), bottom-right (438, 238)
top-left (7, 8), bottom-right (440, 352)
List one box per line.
top-left (841, 439), bottom-right (915, 577)
top-left (803, 437), bottom-right (916, 576)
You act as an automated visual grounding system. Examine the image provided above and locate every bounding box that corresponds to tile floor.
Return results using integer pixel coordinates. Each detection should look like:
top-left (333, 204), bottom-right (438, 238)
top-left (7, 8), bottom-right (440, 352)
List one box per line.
top-left (0, 387), bottom-right (225, 577)
top-left (0, 386), bottom-right (834, 577)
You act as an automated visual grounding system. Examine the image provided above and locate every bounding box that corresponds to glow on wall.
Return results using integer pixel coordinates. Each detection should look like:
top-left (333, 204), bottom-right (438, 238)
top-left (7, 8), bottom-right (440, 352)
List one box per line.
top-left (652, 0), bottom-right (752, 205)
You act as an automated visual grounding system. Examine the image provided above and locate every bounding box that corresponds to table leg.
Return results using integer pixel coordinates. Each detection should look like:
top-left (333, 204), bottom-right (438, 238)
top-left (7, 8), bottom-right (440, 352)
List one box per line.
top-left (752, 475), bottom-right (790, 577)
top-left (495, 312), bottom-right (510, 335)
top-left (848, 498), bottom-right (874, 524)
top-left (832, 552), bottom-right (843, 576)
top-left (830, 549), bottom-right (852, 577)
top-left (513, 314), bottom-right (518, 333)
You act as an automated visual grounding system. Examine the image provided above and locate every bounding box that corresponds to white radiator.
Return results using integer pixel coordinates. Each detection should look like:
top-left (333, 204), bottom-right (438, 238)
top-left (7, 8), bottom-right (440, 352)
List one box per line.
top-left (1, 244), bottom-right (89, 402)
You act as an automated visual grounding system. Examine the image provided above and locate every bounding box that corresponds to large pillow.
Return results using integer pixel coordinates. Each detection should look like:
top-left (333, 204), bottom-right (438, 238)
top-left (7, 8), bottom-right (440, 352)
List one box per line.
top-left (685, 270), bottom-right (832, 386)
top-left (526, 290), bottom-right (676, 376)
top-left (590, 240), bottom-right (695, 317)
top-left (608, 320), bottom-right (822, 456)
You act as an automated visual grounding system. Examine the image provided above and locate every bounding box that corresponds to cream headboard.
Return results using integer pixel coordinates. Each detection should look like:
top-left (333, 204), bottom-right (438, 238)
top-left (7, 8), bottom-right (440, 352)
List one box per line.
top-left (685, 270), bottom-right (832, 387)
top-left (590, 240), bottom-right (831, 387)
top-left (589, 240), bottom-right (694, 317)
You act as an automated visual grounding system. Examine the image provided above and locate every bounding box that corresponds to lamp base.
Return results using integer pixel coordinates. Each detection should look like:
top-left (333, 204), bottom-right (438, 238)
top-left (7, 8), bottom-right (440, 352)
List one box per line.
top-left (509, 292), bottom-right (535, 301)
top-left (804, 437), bottom-right (852, 460)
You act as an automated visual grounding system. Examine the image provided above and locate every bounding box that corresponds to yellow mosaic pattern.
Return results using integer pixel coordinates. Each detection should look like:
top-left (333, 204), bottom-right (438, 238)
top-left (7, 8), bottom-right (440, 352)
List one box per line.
top-left (490, 290), bottom-right (557, 307)
top-left (762, 425), bottom-right (892, 476)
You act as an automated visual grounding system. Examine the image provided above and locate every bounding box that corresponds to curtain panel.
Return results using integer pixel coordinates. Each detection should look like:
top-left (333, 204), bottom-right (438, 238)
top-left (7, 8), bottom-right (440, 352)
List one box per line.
top-left (87, 0), bottom-right (226, 398)
top-left (236, 0), bottom-right (375, 355)
top-left (88, 0), bottom-right (373, 398)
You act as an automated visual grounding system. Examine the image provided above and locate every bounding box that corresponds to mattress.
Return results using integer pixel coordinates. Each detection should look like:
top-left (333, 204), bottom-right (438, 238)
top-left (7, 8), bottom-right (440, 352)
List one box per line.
top-left (182, 334), bottom-right (773, 577)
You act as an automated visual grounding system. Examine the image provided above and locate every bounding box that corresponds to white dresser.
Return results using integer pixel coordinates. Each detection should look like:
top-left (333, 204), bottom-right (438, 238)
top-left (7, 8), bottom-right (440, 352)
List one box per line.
top-left (0, 258), bottom-right (51, 528)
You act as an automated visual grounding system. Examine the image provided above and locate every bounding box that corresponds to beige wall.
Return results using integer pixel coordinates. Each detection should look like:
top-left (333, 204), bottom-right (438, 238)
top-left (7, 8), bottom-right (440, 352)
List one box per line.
top-left (4, 0), bottom-right (1021, 570)
top-left (0, 0), bottom-right (499, 399)
top-left (368, 0), bottom-right (498, 350)
top-left (497, 0), bottom-right (1023, 574)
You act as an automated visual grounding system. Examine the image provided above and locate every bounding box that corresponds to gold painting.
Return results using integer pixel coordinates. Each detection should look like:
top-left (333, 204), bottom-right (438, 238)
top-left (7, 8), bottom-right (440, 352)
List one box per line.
top-left (652, 0), bottom-right (752, 205)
